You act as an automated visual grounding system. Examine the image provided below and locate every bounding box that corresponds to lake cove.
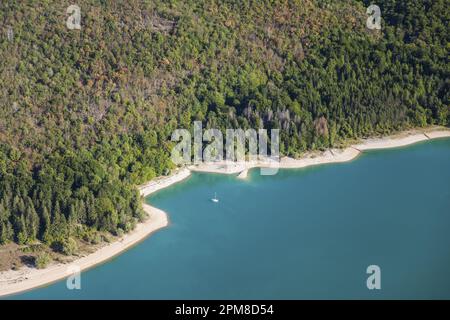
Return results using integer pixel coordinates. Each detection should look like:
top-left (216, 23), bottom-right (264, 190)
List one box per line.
top-left (9, 138), bottom-right (450, 299)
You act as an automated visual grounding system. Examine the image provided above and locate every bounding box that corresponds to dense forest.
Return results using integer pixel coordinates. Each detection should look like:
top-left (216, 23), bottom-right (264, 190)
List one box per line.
top-left (0, 0), bottom-right (448, 262)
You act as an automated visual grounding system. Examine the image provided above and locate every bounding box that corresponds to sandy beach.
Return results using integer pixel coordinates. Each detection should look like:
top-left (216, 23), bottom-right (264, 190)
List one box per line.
top-left (191, 128), bottom-right (450, 178)
top-left (0, 169), bottom-right (191, 298)
top-left (139, 168), bottom-right (191, 197)
top-left (0, 127), bottom-right (449, 297)
top-left (189, 147), bottom-right (361, 179)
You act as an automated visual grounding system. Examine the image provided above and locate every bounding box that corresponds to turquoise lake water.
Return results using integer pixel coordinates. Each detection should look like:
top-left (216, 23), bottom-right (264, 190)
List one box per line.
top-left (10, 138), bottom-right (450, 299)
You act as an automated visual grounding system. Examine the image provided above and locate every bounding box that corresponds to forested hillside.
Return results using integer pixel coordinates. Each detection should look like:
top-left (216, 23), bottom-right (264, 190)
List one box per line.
top-left (0, 0), bottom-right (448, 262)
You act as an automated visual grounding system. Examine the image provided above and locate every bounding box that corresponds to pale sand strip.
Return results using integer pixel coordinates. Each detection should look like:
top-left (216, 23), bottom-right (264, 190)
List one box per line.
top-left (352, 134), bottom-right (429, 151)
top-left (139, 168), bottom-right (192, 197)
top-left (424, 130), bottom-right (450, 140)
top-left (0, 169), bottom-right (191, 297)
top-left (0, 205), bottom-right (167, 297)
top-left (353, 129), bottom-right (450, 151)
top-left (0, 128), bottom-right (448, 297)
top-left (190, 128), bottom-right (450, 178)
top-left (237, 169), bottom-right (248, 179)
top-left (190, 147), bottom-right (361, 179)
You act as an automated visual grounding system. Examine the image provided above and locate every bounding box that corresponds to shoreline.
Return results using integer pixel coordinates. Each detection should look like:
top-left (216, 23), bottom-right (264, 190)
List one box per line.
top-left (0, 127), bottom-right (449, 297)
top-left (0, 169), bottom-right (192, 298)
top-left (190, 128), bottom-right (450, 178)
top-left (0, 204), bottom-right (168, 298)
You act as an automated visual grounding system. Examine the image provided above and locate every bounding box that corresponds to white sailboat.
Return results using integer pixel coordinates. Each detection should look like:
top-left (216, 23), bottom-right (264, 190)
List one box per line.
top-left (211, 192), bottom-right (219, 203)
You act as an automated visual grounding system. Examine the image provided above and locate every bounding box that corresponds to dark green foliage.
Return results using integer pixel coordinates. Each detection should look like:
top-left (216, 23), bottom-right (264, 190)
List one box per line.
top-left (35, 252), bottom-right (51, 269)
top-left (51, 237), bottom-right (78, 256)
top-left (0, 0), bottom-right (448, 248)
